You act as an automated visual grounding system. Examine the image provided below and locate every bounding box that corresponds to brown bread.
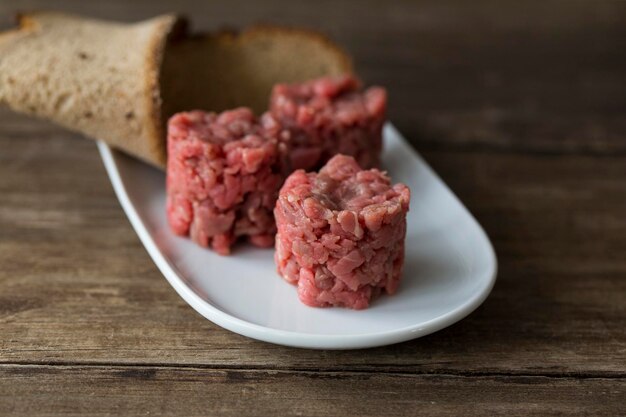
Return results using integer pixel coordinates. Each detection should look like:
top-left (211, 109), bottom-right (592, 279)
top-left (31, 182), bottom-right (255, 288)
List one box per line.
top-left (0, 12), bottom-right (352, 167)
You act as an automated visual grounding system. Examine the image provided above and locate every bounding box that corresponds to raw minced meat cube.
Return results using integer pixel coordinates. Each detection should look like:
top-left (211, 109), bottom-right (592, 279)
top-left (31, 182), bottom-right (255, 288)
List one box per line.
top-left (268, 76), bottom-right (386, 173)
top-left (166, 108), bottom-right (282, 255)
top-left (274, 154), bottom-right (410, 309)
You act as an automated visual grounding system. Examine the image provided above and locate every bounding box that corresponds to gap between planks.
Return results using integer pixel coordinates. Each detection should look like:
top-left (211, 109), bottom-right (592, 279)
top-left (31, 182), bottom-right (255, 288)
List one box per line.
top-left (411, 141), bottom-right (626, 158)
top-left (0, 361), bottom-right (624, 380)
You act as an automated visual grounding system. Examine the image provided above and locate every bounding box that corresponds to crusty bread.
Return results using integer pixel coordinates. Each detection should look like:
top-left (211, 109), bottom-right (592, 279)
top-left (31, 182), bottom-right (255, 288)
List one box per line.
top-left (0, 12), bottom-right (180, 167)
top-left (0, 12), bottom-right (352, 168)
top-left (161, 26), bottom-right (353, 118)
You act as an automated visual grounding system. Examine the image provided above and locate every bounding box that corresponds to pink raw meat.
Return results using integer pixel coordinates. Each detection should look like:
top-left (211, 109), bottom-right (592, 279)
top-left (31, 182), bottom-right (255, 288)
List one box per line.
top-left (268, 76), bottom-right (386, 173)
top-left (166, 77), bottom-right (389, 255)
top-left (166, 108), bottom-right (282, 255)
top-left (274, 154), bottom-right (410, 309)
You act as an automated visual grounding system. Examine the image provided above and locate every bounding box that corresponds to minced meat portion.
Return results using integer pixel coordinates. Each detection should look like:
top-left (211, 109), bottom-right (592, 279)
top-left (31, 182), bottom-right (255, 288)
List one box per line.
top-left (166, 108), bottom-right (282, 255)
top-left (166, 77), bottom-right (389, 256)
top-left (274, 154), bottom-right (410, 309)
top-left (268, 76), bottom-right (386, 173)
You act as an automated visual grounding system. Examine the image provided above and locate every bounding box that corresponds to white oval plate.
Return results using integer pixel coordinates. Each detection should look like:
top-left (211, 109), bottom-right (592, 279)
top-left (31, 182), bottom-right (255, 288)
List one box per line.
top-left (98, 124), bottom-right (497, 349)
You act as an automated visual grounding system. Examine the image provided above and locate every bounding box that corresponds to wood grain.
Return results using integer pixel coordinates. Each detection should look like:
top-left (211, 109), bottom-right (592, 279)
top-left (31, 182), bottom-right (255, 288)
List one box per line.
top-left (0, 114), bottom-right (624, 377)
top-left (1, 365), bottom-right (624, 417)
top-left (1, 0), bottom-right (625, 415)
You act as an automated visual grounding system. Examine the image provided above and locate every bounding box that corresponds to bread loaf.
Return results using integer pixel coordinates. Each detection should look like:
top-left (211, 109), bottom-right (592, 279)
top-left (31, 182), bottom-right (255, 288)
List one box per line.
top-left (0, 12), bottom-right (352, 167)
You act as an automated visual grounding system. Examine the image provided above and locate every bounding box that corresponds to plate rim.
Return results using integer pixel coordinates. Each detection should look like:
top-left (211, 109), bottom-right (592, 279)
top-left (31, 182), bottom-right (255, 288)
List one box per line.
top-left (97, 124), bottom-right (497, 349)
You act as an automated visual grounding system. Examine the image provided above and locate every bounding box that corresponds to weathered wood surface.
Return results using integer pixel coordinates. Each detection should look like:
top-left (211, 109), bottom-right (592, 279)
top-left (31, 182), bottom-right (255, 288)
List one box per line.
top-left (1, 0), bottom-right (625, 415)
top-left (1, 365), bottom-right (624, 417)
top-left (0, 123), bottom-right (624, 377)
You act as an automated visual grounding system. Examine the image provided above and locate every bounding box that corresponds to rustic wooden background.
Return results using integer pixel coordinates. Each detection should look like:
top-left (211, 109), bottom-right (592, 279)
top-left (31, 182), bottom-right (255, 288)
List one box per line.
top-left (1, 0), bottom-right (625, 415)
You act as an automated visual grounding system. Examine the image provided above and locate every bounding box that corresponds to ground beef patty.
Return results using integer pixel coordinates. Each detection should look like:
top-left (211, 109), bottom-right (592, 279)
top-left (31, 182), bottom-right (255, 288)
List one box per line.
top-left (166, 108), bottom-right (282, 255)
top-left (274, 154), bottom-right (410, 309)
top-left (268, 76), bottom-right (386, 173)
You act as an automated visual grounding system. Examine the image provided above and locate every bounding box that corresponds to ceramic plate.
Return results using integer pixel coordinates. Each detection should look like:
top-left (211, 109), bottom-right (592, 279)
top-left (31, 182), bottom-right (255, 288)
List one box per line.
top-left (98, 124), bottom-right (497, 349)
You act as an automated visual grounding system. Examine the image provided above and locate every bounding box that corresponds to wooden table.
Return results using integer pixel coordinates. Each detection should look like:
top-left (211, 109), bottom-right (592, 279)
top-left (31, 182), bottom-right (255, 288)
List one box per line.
top-left (1, 1), bottom-right (624, 415)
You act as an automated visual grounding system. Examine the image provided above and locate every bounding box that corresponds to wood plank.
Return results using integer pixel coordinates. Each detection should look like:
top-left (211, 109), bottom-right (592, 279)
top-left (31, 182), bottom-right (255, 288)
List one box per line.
top-left (0, 129), bottom-right (624, 375)
top-left (0, 365), bottom-right (624, 416)
top-left (1, 0), bottom-right (625, 154)
top-left (2, 0), bottom-right (625, 413)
